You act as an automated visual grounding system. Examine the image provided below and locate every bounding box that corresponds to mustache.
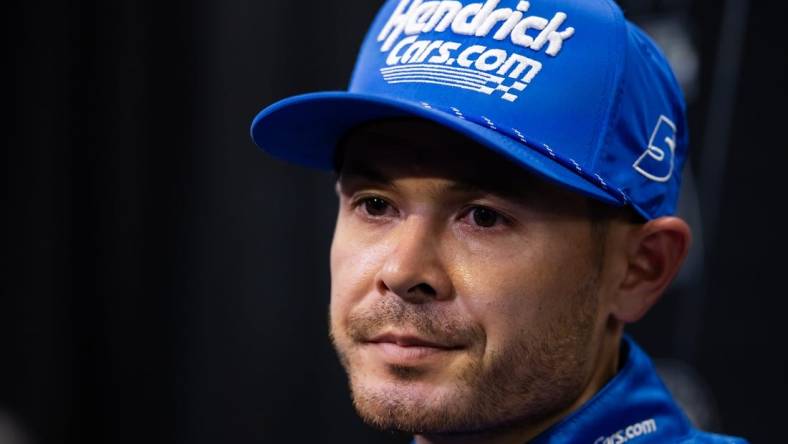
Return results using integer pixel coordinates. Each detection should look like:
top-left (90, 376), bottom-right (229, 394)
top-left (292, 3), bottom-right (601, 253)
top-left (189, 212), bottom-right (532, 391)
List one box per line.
top-left (345, 296), bottom-right (484, 347)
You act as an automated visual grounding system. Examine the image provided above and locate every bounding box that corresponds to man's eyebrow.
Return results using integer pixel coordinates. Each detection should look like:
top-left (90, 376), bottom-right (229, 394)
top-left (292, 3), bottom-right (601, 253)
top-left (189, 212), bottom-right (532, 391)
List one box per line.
top-left (339, 166), bottom-right (528, 202)
top-left (446, 181), bottom-right (487, 195)
top-left (447, 180), bottom-right (529, 202)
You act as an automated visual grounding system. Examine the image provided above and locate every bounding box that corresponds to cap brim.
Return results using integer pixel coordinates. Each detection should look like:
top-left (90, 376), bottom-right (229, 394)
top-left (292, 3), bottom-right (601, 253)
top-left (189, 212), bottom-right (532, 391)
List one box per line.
top-left (250, 91), bottom-right (620, 205)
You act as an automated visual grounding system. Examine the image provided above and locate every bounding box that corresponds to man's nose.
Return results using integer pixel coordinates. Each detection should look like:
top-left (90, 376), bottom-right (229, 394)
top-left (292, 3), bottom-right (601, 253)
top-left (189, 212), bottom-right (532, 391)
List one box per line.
top-left (375, 218), bottom-right (453, 304)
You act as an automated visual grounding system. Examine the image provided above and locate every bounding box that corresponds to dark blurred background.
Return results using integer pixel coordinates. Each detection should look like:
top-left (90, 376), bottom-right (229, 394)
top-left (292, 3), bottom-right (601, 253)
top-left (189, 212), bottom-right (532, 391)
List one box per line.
top-left (4, 0), bottom-right (785, 443)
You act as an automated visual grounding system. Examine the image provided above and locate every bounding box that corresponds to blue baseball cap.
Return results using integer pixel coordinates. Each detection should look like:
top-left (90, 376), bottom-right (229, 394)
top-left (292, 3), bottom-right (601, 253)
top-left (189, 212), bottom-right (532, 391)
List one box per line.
top-left (250, 0), bottom-right (688, 220)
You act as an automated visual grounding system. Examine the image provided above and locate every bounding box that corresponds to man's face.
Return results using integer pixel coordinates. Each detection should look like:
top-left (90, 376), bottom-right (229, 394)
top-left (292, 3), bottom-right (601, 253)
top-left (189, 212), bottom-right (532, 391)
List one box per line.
top-left (329, 119), bottom-right (612, 435)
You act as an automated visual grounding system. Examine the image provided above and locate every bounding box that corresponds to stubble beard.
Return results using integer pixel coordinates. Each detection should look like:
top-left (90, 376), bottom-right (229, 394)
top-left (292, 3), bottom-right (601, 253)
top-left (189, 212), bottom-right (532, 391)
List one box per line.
top-left (328, 270), bottom-right (601, 437)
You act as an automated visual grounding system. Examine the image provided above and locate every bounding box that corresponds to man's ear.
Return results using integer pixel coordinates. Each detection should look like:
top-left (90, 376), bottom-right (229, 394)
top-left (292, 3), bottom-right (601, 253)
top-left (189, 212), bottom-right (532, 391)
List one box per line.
top-left (611, 217), bottom-right (692, 323)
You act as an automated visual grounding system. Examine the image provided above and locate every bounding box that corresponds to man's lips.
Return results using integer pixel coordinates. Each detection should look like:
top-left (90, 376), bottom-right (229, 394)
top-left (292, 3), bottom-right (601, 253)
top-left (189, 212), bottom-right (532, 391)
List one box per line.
top-left (364, 332), bottom-right (463, 364)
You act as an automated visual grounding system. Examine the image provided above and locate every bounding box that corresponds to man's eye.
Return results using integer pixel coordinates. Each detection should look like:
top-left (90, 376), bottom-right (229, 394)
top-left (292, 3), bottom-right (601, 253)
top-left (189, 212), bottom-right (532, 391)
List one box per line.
top-left (359, 196), bottom-right (392, 217)
top-left (469, 206), bottom-right (502, 228)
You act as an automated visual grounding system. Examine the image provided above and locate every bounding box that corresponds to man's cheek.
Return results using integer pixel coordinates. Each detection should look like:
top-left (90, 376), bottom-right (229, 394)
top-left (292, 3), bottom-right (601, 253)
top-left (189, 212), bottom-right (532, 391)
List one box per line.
top-left (456, 263), bottom-right (535, 316)
top-left (330, 259), bottom-right (373, 312)
top-left (329, 248), bottom-right (378, 339)
top-left (331, 232), bottom-right (395, 301)
top-left (330, 232), bottom-right (366, 297)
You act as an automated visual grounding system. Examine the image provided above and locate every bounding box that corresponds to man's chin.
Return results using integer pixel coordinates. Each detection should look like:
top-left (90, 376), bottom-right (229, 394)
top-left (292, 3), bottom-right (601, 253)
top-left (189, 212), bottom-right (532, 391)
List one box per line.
top-left (348, 374), bottom-right (476, 434)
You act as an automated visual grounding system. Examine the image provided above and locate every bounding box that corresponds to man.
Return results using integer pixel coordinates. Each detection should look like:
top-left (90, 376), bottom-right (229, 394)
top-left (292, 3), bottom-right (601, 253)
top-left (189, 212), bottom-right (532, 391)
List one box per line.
top-left (250, 0), bottom-right (748, 442)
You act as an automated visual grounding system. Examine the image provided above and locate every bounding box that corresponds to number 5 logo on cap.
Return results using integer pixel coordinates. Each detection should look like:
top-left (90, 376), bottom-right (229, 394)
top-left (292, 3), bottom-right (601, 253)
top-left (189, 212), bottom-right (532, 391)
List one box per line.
top-left (633, 115), bottom-right (677, 183)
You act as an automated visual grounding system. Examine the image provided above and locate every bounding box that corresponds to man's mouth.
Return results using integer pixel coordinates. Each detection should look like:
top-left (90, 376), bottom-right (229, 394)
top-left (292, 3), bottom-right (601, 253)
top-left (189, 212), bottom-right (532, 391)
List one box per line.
top-left (364, 331), bottom-right (463, 364)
